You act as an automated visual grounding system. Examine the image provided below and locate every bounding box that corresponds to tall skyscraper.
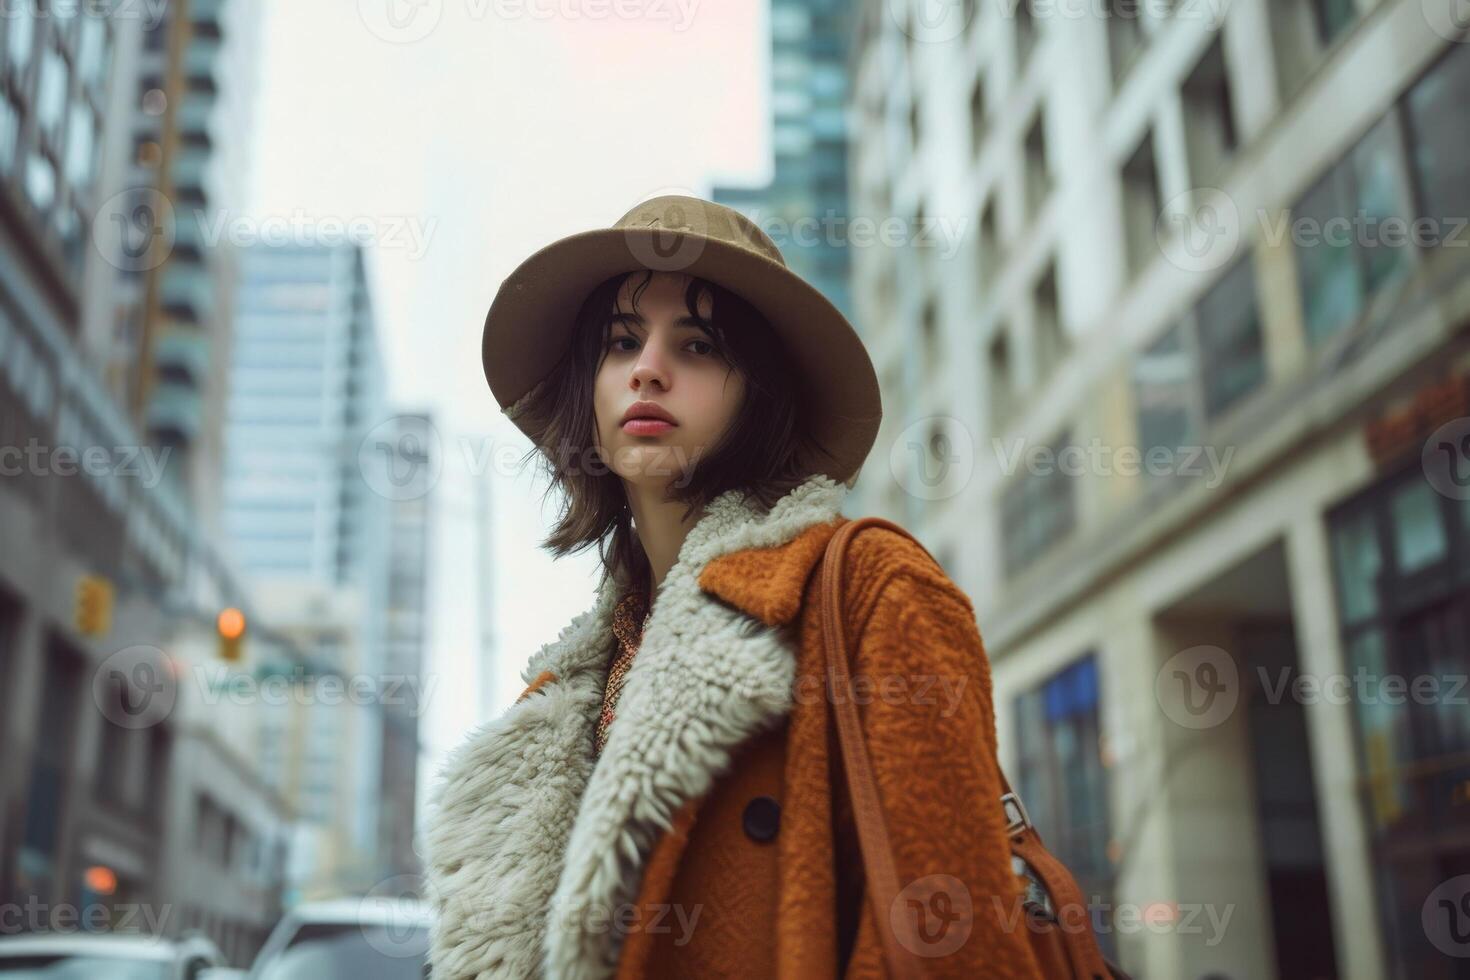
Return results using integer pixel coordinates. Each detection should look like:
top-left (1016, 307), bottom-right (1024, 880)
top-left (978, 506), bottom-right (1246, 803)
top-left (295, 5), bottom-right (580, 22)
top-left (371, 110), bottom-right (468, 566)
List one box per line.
top-left (91, 0), bottom-right (261, 546)
top-left (713, 0), bottom-right (854, 320)
top-left (222, 240), bottom-right (395, 897)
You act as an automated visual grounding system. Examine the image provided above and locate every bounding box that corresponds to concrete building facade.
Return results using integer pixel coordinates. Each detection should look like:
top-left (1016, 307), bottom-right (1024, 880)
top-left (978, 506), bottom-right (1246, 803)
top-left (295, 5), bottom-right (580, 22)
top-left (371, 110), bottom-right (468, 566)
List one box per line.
top-left (848, 1), bottom-right (1470, 976)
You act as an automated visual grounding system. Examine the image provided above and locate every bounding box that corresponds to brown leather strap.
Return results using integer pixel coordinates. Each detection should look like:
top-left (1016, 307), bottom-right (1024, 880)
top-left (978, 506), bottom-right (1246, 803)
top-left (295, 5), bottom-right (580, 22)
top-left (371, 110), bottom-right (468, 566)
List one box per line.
top-left (821, 516), bottom-right (927, 979)
top-left (996, 769), bottom-right (1113, 979)
top-left (821, 517), bottom-right (1121, 980)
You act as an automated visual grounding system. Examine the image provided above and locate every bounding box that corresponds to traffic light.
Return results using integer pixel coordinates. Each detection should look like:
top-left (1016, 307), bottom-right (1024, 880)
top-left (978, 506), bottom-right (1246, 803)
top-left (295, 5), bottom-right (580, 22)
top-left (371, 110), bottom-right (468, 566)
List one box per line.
top-left (217, 606), bottom-right (246, 662)
top-left (75, 575), bottom-right (114, 636)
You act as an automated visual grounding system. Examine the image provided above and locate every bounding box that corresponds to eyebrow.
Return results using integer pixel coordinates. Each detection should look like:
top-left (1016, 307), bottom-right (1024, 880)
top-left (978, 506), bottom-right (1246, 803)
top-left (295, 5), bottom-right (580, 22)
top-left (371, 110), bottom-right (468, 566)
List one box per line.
top-left (608, 311), bottom-right (712, 330)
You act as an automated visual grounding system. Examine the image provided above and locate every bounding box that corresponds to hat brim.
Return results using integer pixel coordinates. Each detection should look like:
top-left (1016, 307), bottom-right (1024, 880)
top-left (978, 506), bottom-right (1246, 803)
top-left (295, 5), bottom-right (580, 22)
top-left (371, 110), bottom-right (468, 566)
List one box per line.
top-left (482, 227), bottom-right (881, 486)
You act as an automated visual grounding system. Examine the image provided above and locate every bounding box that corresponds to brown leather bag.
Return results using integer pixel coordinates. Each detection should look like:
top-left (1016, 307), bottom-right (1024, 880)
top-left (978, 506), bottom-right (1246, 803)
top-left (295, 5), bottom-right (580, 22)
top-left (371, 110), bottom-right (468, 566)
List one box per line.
top-left (819, 516), bottom-right (1131, 979)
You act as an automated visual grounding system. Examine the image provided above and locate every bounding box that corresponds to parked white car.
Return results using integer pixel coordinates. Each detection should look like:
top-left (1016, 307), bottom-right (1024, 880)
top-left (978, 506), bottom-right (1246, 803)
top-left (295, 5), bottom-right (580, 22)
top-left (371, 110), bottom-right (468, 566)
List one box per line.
top-left (249, 898), bottom-right (432, 980)
top-left (0, 930), bottom-right (225, 979)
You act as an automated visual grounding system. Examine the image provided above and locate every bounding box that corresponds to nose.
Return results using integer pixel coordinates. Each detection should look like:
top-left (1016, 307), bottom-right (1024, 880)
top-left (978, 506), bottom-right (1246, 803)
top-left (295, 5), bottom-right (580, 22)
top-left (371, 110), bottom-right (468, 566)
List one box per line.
top-left (629, 338), bottom-right (669, 393)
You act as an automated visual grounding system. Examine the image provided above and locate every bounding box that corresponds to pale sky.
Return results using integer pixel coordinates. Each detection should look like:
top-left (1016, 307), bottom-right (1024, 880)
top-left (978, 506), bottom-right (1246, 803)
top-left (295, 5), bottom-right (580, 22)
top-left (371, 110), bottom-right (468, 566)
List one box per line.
top-left (246, 0), bottom-right (772, 819)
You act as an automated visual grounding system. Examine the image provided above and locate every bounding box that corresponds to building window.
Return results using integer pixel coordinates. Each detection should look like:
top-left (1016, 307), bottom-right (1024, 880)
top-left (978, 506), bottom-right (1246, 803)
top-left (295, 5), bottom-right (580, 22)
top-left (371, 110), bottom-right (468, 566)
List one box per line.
top-left (76, 15), bottom-right (109, 89)
top-left (1106, 0), bottom-right (1144, 85)
top-left (1015, 1), bottom-right (1037, 69)
top-left (1131, 256), bottom-right (1263, 478)
top-left (987, 327), bottom-right (1013, 431)
top-left (1132, 321), bottom-right (1198, 480)
top-left (25, 150), bottom-right (57, 212)
top-left (977, 196), bottom-right (999, 290)
top-left (0, 91), bottom-right (20, 172)
top-left (0, 594), bottom-right (16, 727)
top-left (1294, 112), bottom-right (1415, 345)
top-left (1121, 129), bottom-right (1161, 279)
top-left (1014, 653), bottom-right (1115, 952)
top-left (143, 15), bottom-right (169, 53)
top-left (5, 1), bottom-right (35, 70)
top-left (63, 101), bottom-right (95, 185)
top-left (920, 296), bottom-right (938, 374)
top-left (1195, 256), bottom-right (1265, 420)
top-left (1310, 0), bottom-right (1356, 45)
top-left (1403, 43), bottom-right (1470, 249)
top-left (1001, 427), bottom-right (1076, 577)
top-left (1182, 36), bottom-right (1237, 186)
top-left (1033, 260), bottom-right (1064, 382)
top-left (95, 699), bottom-right (148, 816)
top-left (970, 68), bottom-right (988, 158)
top-left (1270, 0), bottom-right (1358, 97)
top-left (1326, 461), bottom-right (1470, 977)
top-left (36, 45), bottom-right (68, 140)
top-left (17, 641), bottom-right (84, 905)
top-left (1024, 107), bottom-right (1049, 219)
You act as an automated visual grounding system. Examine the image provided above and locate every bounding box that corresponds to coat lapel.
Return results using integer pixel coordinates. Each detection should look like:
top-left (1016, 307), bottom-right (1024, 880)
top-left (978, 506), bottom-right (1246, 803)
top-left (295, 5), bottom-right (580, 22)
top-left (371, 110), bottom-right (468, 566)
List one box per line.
top-left (424, 473), bottom-right (850, 980)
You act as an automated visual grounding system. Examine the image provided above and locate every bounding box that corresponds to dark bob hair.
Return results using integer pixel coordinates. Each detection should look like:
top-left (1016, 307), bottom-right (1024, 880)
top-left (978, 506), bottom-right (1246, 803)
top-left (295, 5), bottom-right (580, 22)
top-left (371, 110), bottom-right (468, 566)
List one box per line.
top-left (508, 268), bottom-right (834, 596)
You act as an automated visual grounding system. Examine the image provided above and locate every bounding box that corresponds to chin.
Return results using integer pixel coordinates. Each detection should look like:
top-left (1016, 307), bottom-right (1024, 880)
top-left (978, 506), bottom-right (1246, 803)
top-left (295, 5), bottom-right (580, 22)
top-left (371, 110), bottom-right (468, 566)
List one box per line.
top-left (610, 442), bottom-right (689, 480)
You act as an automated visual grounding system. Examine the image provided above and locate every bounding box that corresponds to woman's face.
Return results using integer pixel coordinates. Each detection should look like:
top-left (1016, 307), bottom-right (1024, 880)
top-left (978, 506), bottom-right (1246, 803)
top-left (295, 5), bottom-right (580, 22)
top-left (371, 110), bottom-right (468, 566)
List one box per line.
top-left (592, 271), bottom-right (746, 492)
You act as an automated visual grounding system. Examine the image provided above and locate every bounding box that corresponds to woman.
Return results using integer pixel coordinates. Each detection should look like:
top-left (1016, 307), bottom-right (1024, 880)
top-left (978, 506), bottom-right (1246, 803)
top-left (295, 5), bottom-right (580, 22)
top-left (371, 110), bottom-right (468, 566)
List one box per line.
top-left (424, 195), bottom-right (1044, 979)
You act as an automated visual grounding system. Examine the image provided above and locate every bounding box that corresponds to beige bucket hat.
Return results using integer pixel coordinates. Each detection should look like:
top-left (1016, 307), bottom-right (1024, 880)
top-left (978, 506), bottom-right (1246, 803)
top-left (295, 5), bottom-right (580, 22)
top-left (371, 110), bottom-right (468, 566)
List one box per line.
top-left (481, 193), bottom-right (881, 487)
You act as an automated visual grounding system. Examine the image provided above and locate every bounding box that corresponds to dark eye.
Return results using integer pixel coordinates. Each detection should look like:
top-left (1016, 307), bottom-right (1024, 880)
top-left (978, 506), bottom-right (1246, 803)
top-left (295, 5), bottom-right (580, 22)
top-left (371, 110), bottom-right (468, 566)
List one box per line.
top-left (609, 335), bottom-right (637, 352)
top-left (688, 339), bottom-right (716, 356)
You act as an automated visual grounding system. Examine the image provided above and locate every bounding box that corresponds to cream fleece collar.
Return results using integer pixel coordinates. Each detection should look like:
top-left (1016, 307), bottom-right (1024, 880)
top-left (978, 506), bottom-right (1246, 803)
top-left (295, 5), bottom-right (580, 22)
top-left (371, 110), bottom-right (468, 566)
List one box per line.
top-left (425, 472), bottom-right (849, 979)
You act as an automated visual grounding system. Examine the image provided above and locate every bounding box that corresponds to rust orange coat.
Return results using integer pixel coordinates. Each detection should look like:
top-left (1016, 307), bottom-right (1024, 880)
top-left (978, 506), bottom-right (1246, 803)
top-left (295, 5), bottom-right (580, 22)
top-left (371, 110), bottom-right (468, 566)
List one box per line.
top-left (425, 474), bottom-right (1044, 979)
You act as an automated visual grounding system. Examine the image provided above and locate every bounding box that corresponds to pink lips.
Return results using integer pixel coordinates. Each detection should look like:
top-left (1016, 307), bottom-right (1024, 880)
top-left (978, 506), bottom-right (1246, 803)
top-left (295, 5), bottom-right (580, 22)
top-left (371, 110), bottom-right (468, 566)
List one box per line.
top-left (622, 419), bottom-right (675, 435)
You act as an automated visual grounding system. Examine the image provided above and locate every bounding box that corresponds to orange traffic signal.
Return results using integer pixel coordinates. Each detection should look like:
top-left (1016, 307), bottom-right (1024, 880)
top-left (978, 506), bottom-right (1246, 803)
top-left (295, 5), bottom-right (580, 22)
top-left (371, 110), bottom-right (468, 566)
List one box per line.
top-left (75, 575), bottom-right (114, 637)
top-left (218, 606), bottom-right (246, 661)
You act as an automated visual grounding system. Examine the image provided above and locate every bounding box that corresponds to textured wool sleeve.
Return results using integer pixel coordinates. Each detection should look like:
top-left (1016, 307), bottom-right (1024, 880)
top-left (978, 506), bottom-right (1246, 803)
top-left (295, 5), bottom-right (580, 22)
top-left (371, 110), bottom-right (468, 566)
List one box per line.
top-left (838, 529), bottom-right (1045, 979)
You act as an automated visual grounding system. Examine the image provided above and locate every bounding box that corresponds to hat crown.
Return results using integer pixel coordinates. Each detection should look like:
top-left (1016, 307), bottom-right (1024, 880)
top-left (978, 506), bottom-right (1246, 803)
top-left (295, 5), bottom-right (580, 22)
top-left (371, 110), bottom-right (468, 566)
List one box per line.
top-left (614, 194), bottom-right (787, 269)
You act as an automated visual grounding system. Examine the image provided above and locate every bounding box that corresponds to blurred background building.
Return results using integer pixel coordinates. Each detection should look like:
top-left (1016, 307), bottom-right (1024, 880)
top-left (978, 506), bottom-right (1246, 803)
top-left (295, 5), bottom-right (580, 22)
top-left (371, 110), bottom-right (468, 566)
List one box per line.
top-left (221, 240), bottom-right (428, 900)
top-left (0, 3), bottom-right (432, 968)
top-left (846, 1), bottom-right (1470, 977)
top-left (713, 0), bottom-right (855, 321)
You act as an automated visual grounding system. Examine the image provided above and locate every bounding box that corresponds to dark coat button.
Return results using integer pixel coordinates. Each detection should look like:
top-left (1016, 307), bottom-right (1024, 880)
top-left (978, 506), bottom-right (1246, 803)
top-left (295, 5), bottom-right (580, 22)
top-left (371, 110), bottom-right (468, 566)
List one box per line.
top-left (742, 795), bottom-right (781, 843)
